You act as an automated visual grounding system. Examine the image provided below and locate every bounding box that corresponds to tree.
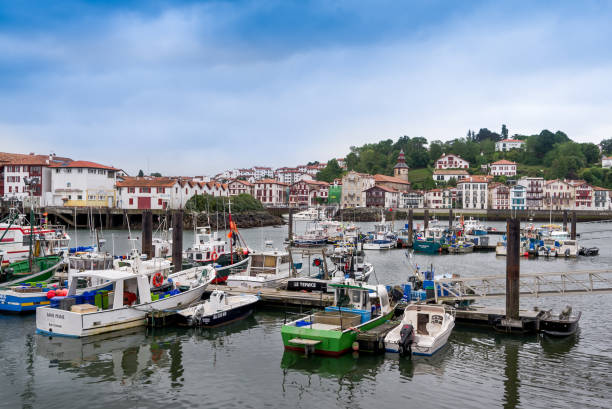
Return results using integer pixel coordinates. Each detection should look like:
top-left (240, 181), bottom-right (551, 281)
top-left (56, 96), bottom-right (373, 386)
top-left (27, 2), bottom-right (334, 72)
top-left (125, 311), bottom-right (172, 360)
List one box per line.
top-left (600, 138), bottom-right (612, 155)
top-left (316, 159), bottom-right (344, 182)
top-left (429, 141), bottom-right (444, 165)
top-left (501, 124), bottom-right (508, 139)
top-left (138, 169), bottom-right (144, 177)
top-left (475, 128), bottom-right (501, 142)
top-left (580, 143), bottom-right (600, 165)
top-left (150, 172), bottom-right (162, 177)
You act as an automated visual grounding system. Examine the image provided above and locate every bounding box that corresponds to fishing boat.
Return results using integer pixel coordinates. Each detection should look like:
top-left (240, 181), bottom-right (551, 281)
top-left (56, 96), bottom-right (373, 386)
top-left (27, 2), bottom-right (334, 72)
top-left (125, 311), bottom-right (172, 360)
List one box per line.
top-left (281, 281), bottom-right (393, 356)
top-left (462, 217), bottom-right (488, 236)
top-left (539, 306), bottom-right (581, 337)
top-left (396, 225), bottom-right (412, 248)
top-left (36, 265), bottom-right (214, 338)
top-left (0, 211), bottom-right (71, 263)
top-left (447, 241), bottom-right (474, 254)
top-left (183, 225), bottom-right (250, 283)
top-left (0, 256), bottom-right (66, 312)
top-left (412, 237), bottom-right (442, 254)
top-left (293, 221), bottom-right (328, 247)
top-left (292, 208), bottom-right (322, 221)
top-left (384, 304), bottom-right (455, 356)
top-left (225, 248), bottom-right (296, 289)
top-left (176, 290), bottom-right (259, 327)
top-left (549, 230), bottom-right (578, 257)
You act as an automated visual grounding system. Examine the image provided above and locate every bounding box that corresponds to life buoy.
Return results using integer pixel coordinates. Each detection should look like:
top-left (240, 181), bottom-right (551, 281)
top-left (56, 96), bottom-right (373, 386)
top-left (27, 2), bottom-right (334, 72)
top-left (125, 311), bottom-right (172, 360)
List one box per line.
top-left (211, 251), bottom-right (218, 261)
top-left (152, 273), bottom-right (164, 288)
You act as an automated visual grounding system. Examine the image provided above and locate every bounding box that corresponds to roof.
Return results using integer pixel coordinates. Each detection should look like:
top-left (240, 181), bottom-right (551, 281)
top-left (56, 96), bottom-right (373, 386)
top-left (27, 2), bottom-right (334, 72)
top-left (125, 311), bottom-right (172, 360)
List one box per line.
top-left (229, 179), bottom-right (253, 186)
top-left (255, 179), bottom-right (289, 186)
top-left (374, 174), bottom-right (411, 185)
top-left (437, 154), bottom-right (467, 161)
top-left (366, 185), bottom-right (398, 193)
top-left (50, 160), bottom-right (119, 171)
top-left (116, 177), bottom-right (177, 188)
top-left (0, 152), bottom-right (65, 166)
top-left (593, 186), bottom-right (609, 191)
top-left (303, 180), bottom-right (330, 187)
top-left (499, 139), bottom-right (524, 143)
top-left (491, 160), bottom-right (517, 165)
top-left (603, 156), bottom-right (612, 160)
top-left (433, 169), bottom-right (469, 175)
top-left (458, 175), bottom-right (490, 184)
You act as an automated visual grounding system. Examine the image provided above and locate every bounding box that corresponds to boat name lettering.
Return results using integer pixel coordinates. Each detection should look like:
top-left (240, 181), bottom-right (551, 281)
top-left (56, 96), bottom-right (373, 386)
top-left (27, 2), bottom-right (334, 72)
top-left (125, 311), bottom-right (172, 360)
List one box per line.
top-left (46, 312), bottom-right (64, 319)
top-left (213, 311), bottom-right (227, 319)
top-left (298, 282), bottom-right (316, 288)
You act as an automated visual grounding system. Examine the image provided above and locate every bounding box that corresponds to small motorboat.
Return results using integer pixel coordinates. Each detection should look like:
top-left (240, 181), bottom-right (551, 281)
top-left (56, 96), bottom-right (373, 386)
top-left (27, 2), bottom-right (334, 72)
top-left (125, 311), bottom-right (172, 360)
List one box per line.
top-left (539, 305), bottom-right (581, 337)
top-left (447, 241), bottom-right (474, 254)
top-left (177, 290), bottom-right (259, 327)
top-left (578, 246), bottom-right (599, 256)
top-left (384, 304), bottom-right (455, 356)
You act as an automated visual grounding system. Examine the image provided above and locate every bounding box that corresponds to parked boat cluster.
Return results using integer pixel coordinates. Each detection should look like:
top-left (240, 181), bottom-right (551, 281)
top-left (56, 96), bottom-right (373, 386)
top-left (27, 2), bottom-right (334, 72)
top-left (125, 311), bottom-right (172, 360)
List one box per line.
top-left (1, 206), bottom-right (584, 362)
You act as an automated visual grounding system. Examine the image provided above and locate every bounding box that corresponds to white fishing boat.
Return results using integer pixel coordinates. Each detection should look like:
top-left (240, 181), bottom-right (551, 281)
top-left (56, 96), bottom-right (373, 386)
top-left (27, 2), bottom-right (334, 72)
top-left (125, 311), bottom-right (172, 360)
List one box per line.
top-left (363, 213), bottom-right (396, 250)
top-left (292, 208), bottom-right (323, 221)
top-left (0, 211), bottom-right (71, 263)
top-left (384, 304), bottom-right (455, 356)
top-left (549, 230), bottom-right (578, 257)
top-left (176, 290), bottom-right (259, 327)
top-left (36, 265), bottom-right (214, 338)
top-left (226, 249), bottom-right (296, 289)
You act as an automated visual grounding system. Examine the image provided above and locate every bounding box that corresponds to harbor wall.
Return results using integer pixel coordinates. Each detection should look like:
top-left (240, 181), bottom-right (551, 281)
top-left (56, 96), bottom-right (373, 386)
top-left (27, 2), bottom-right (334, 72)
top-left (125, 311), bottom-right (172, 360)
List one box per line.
top-left (335, 207), bottom-right (612, 222)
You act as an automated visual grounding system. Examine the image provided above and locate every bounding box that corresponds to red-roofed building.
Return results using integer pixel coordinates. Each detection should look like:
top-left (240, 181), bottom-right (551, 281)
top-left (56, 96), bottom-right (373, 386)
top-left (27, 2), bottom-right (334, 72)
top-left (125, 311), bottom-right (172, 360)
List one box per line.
top-left (254, 179), bottom-right (288, 206)
top-left (228, 179), bottom-right (254, 196)
top-left (373, 174), bottom-right (411, 192)
top-left (289, 180), bottom-right (330, 207)
top-left (488, 182), bottom-right (510, 209)
top-left (495, 139), bottom-right (525, 152)
top-left (0, 152), bottom-right (67, 205)
top-left (435, 154), bottom-right (469, 170)
top-left (457, 176), bottom-right (489, 209)
top-left (49, 159), bottom-right (120, 207)
top-left (489, 160), bottom-right (517, 177)
top-left (116, 177), bottom-right (178, 209)
top-left (365, 185), bottom-right (399, 208)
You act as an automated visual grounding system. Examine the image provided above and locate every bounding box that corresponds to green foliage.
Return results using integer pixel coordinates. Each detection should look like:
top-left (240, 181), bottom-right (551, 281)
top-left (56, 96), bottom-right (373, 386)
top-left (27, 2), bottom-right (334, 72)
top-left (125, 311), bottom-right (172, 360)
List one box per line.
top-left (137, 169), bottom-right (144, 177)
top-left (185, 194), bottom-right (263, 213)
top-left (150, 172), bottom-right (162, 177)
top-left (600, 138), bottom-right (612, 155)
top-left (407, 168), bottom-right (433, 189)
top-left (316, 159), bottom-right (344, 182)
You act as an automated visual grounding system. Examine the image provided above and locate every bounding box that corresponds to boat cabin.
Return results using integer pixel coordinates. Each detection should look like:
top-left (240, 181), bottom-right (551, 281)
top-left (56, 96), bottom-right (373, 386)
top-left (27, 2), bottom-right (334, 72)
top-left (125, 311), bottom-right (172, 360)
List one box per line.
top-left (249, 250), bottom-right (290, 276)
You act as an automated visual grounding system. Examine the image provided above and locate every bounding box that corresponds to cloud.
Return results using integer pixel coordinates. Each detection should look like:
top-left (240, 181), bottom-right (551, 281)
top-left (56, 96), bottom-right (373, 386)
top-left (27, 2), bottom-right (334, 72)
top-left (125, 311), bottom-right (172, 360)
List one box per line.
top-left (0, 1), bottom-right (611, 175)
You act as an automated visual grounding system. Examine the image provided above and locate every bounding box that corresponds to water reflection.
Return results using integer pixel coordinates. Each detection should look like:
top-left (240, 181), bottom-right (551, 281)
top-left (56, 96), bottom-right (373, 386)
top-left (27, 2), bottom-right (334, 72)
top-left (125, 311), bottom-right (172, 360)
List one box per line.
top-left (35, 327), bottom-right (186, 388)
top-left (539, 330), bottom-right (580, 358)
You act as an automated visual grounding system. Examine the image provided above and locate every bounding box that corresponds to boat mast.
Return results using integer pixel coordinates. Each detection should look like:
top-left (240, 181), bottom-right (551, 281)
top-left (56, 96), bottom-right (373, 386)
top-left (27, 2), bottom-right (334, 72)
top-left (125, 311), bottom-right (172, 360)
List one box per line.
top-left (228, 198), bottom-right (233, 264)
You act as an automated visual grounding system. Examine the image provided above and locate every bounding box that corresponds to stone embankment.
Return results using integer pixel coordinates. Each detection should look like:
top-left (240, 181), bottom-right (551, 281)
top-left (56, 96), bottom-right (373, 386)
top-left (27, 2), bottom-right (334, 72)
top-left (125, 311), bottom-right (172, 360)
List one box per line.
top-left (335, 207), bottom-right (612, 222)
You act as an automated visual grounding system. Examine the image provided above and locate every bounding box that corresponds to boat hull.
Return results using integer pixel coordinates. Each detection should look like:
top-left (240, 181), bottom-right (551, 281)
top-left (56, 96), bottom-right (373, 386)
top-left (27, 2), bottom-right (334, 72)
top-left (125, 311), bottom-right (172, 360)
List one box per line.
top-left (36, 285), bottom-right (206, 338)
top-left (183, 301), bottom-right (256, 327)
top-left (413, 240), bottom-right (441, 254)
top-left (281, 310), bottom-right (394, 356)
top-left (385, 323), bottom-right (454, 356)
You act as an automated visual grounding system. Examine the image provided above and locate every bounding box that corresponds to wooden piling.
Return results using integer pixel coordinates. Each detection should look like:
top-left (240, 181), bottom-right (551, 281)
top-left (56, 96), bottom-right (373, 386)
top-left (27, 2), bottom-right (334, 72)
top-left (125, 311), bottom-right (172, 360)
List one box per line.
top-left (506, 218), bottom-right (520, 320)
top-left (172, 210), bottom-right (183, 273)
top-left (563, 210), bottom-right (568, 231)
top-left (407, 209), bottom-right (414, 247)
top-left (448, 208), bottom-right (453, 229)
top-left (424, 209), bottom-right (429, 231)
top-left (571, 211), bottom-right (577, 240)
top-left (288, 207), bottom-right (293, 244)
top-left (142, 210), bottom-right (153, 260)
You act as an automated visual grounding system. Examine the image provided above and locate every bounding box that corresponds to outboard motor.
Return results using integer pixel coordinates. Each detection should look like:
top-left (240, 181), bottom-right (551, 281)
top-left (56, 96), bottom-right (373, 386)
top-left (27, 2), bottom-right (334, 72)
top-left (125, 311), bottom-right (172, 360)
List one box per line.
top-left (398, 324), bottom-right (415, 357)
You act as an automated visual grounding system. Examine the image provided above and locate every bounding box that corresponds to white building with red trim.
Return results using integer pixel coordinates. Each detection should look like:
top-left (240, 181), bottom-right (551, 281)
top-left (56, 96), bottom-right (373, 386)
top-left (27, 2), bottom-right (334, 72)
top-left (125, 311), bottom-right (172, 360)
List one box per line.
top-left (116, 177), bottom-right (177, 210)
top-left (228, 179), bottom-right (254, 196)
top-left (495, 139), bottom-right (525, 152)
top-left (0, 153), bottom-right (65, 206)
top-left (289, 180), bottom-right (329, 207)
top-left (489, 160), bottom-right (517, 177)
top-left (433, 169), bottom-right (469, 182)
top-left (254, 179), bottom-right (288, 206)
top-left (435, 154), bottom-right (469, 169)
top-left (48, 160), bottom-right (120, 207)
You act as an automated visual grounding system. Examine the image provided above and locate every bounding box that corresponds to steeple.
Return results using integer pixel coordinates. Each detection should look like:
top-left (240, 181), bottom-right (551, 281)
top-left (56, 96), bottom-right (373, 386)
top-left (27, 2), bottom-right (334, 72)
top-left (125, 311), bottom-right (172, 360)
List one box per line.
top-left (394, 149), bottom-right (409, 182)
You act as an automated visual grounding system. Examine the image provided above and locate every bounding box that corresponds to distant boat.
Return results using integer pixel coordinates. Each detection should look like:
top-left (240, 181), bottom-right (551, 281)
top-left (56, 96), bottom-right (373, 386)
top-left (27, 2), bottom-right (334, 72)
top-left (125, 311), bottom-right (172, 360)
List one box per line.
top-left (539, 306), bottom-right (581, 337)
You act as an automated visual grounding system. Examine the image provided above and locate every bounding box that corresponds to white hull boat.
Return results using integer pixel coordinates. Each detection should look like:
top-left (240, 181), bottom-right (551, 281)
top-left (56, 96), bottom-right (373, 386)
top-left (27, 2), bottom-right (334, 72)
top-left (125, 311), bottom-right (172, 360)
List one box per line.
top-left (177, 290), bottom-right (259, 327)
top-left (385, 304), bottom-right (455, 356)
top-left (36, 266), bottom-right (214, 338)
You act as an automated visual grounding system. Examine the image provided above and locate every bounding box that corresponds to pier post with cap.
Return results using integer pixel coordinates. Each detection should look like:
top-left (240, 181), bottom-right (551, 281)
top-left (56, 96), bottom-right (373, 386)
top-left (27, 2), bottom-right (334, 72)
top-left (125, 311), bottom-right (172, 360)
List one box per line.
top-left (142, 210), bottom-right (153, 260)
top-left (172, 210), bottom-right (183, 273)
top-left (506, 217), bottom-right (520, 321)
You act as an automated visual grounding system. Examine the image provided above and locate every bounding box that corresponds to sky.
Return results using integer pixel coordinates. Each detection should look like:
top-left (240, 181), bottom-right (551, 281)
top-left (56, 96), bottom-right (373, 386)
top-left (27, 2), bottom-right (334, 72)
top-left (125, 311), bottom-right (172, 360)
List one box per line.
top-left (1, 0), bottom-right (611, 176)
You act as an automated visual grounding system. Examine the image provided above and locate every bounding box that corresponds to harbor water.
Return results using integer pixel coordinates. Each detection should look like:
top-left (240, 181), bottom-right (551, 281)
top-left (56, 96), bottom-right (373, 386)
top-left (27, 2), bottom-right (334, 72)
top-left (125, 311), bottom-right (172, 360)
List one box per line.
top-left (1, 220), bottom-right (611, 408)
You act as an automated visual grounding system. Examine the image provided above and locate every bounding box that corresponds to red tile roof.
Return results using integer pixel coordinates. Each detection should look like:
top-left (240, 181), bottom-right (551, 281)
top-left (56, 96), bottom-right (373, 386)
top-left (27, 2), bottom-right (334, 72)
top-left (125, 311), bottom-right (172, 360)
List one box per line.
top-left (499, 139), bottom-right (524, 143)
top-left (433, 169), bottom-right (469, 175)
top-left (50, 160), bottom-right (119, 171)
top-left (374, 174), bottom-right (411, 185)
top-left (116, 177), bottom-right (177, 188)
top-left (491, 160), bottom-right (516, 165)
top-left (366, 185), bottom-right (398, 193)
top-left (256, 179), bottom-right (288, 186)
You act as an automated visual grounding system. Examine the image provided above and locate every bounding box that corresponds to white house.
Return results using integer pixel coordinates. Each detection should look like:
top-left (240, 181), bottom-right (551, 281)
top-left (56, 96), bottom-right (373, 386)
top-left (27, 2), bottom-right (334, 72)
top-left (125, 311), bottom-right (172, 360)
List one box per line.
top-left (602, 156), bottom-right (612, 168)
top-left (435, 154), bottom-right (469, 170)
top-left (400, 191), bottom-right (424, 209)
top-left (495, 139), bottom-right (525, 152)
top-left (254, 179), bottom-right (288, 206)
top-left (253, 166), bottom-right (274, 180)
top-left (518, 177), bottom-right (544, 209)
top-left (228, 179), bottom-right (254, 196)
top-left (116, 177), bottom-right (177, 210)
top-left (457, 176), bottom-right (489, 209)
top-left (432, 169), bottom-right (469, 182)
top-left (275, 168), bottom-right (312, 185)
top-left (0, 153), bottom-right (60, 206)
top-left (489, 160), bottom-right (517, 177)
top-left (48, 160), bottom-right (119, 207)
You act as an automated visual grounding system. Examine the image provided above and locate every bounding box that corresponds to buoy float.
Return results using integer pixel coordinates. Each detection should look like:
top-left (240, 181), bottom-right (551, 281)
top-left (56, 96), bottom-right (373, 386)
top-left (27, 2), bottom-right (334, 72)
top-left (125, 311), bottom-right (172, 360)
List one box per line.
top-left (46, 290), bottom-right (56, 299)
top-left (352, 342), bottom-right (359, 351)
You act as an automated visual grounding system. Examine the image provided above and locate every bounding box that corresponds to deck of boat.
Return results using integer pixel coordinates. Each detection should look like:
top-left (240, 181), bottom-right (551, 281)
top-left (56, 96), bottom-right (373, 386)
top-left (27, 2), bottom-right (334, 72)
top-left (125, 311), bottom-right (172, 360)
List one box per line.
top-left (205, 284), bottom-right (334, 308)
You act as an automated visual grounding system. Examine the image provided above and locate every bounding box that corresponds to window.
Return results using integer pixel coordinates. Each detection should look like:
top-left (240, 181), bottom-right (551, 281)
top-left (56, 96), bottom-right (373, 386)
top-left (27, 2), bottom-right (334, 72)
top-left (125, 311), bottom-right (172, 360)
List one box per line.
top-left (158, 198), bottom-right (163, 205)
top-left (88, 195), bottom-right (95, 200)
top-left (98, 169), bottom-right (105, 174)
top-left (88, 169), bottom-right (96, 174)
top-left (140, 187), bottom-right (151, 193)
top-left (157, 187), bottom-right (165, 193)
top-left (77, 195), bottom-right (82, 200)
top-left (55, 168), bottom-right (60, 173)
top-left (129, 198), bottom-right (133, 205)
top-left (65, 168), bottom-right (72, 173)
top-left (8, 186), bottom-right (11, 192)
top-left (78, 169), bottom-right (83, 173)
top-left (128, 187), bottom-right (135, 193)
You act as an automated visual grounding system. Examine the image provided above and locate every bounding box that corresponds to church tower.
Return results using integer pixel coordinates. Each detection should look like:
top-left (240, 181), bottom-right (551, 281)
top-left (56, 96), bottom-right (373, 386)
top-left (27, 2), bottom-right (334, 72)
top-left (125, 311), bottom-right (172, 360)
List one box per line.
top-left (394, 149), bottom-right (409, 182)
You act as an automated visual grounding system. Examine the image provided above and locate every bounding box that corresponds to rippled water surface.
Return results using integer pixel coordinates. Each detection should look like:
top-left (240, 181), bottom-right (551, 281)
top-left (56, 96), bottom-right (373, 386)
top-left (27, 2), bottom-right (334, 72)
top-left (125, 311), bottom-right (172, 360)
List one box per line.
top-left (1, 219), bottom-right (611, 408)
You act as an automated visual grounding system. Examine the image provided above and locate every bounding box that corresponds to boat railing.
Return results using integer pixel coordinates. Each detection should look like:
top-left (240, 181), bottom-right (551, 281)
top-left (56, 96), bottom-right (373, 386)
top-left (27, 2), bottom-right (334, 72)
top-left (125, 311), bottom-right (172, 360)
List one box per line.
top-left (283, 308), bottom-right (317, 325)
top-left (444, 305), bottom-right (456, 319)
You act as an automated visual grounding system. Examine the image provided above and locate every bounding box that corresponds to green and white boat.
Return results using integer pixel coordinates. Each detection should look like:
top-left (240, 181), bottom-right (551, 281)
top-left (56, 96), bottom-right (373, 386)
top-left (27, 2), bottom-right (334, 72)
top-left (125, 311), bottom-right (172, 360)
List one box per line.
top-left (281, 281), bottom-right (394, 356)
